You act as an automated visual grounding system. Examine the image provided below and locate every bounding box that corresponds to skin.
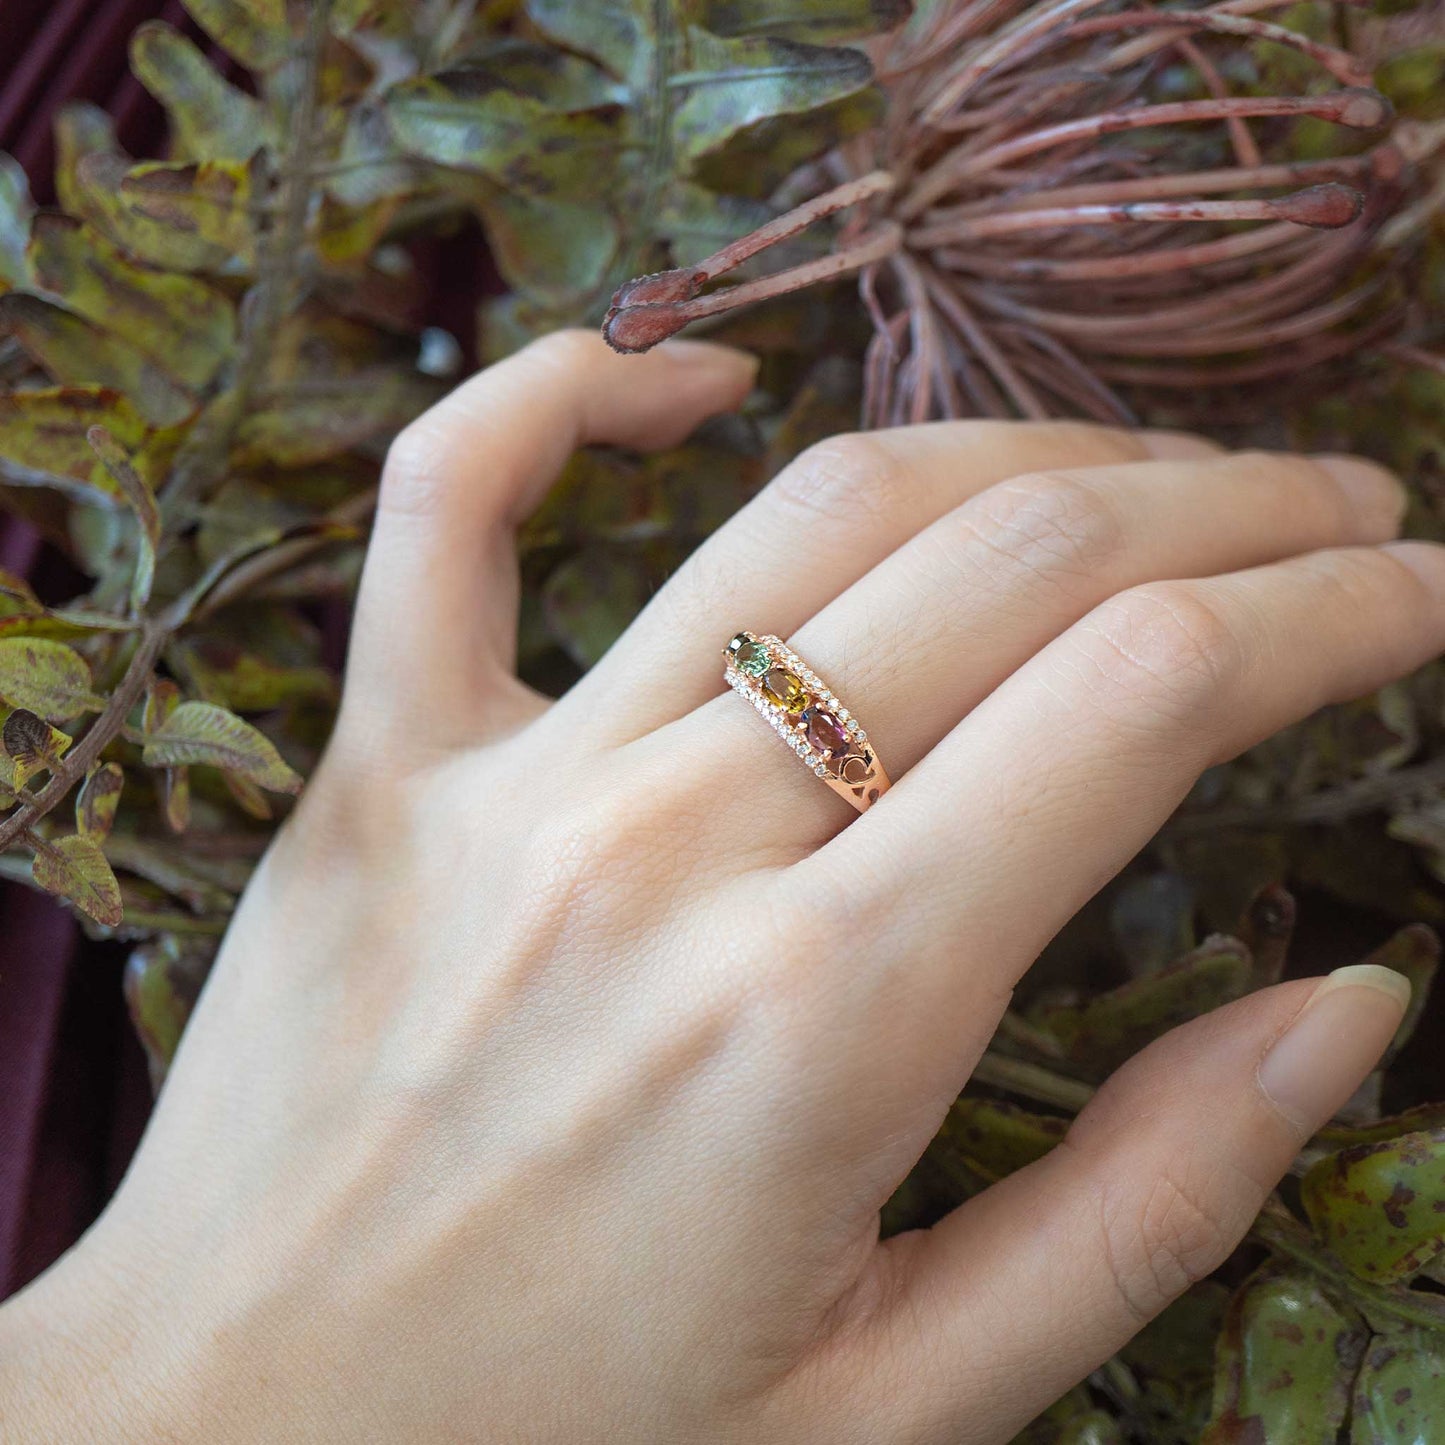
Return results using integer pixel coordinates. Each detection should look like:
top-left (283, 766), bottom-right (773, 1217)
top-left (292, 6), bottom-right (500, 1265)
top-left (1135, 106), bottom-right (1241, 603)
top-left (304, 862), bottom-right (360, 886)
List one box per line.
top-left (0, 329), bottom-right (1438, 1443)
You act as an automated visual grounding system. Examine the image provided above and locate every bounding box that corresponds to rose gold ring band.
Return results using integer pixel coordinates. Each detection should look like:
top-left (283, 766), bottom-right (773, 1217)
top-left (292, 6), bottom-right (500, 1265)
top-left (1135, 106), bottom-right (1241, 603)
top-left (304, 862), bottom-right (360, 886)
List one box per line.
top-left (723, 632), bottom-right (890, 813)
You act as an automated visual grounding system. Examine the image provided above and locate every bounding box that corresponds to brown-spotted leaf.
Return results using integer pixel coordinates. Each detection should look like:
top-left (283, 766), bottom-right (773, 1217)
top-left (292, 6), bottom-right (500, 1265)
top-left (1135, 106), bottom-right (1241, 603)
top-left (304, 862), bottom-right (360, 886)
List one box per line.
top-left (124, 933), bottom-right (216, 1090)
top-left (2, 708), bottom-right (71, 790)
top-left (143, 677), bottom-right (182, 734)
top-left (942, 1097), bottom-right (1067, 1184)
top-left (74, 151), bottom-right (254, 274)
top-left (142, 701), bottom-right (302, 794)
top-left (0, 294), bottom-right (196, 426)
top-left (1201, 1265), bottom-right (1367, 1445)
top-left (1351, 1326), bottom-right (1445, 1443)
top-left (76, 762), bottom-right (124, 842)
top-left (0, 387), bottom-right (149, 505)
top-left (179, 0), bottom-right (291, 72)
top-left (0, 638), bottom-right (105, 719)
top-left (130, 21), bottom-right (270, 161)
top-left (0, 152), bottom-right (33, 290)
top-left (1032, 936), bottom-right (1254, 1080)
top-left (28, 214), bottom-right (236, 390)
top-left (31, 833), bottom-right (124, 928)
top-left (1301, 1127), bottom-right (1445, 1283)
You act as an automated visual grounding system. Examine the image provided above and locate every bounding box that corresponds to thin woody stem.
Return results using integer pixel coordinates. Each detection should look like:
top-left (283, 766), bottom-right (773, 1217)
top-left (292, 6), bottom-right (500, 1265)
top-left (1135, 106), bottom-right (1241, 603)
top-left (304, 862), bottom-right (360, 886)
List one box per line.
top-left (903, 91), bottom-right (1388, 217)
top-left (908, 187), bottom-right (1358, 247)
top-left (0, 623), bottom-right (168, 853)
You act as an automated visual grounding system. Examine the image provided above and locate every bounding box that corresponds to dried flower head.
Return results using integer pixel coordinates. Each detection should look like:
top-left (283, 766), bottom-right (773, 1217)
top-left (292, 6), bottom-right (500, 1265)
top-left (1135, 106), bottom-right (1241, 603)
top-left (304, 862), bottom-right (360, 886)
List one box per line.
top-left (606, 0), bottom-right (1444, 424)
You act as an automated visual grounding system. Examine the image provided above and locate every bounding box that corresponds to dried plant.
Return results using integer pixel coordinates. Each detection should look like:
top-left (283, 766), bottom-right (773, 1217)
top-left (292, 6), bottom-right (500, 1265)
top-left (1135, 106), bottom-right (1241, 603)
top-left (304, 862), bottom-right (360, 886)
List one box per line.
top-left (607, 0), bottom-right (1445, 425)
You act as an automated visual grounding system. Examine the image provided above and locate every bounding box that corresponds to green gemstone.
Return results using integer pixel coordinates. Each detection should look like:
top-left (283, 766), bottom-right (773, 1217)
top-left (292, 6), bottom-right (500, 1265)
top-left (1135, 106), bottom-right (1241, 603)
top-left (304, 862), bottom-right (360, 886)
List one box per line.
top-left (735, 640), bottom-right (770, 677)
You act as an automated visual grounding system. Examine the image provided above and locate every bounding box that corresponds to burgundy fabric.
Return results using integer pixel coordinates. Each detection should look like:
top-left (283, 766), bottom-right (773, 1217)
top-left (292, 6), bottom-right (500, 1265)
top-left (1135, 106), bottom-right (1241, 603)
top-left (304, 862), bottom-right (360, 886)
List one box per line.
top-left (0, 0), bottom-right (184, 1301)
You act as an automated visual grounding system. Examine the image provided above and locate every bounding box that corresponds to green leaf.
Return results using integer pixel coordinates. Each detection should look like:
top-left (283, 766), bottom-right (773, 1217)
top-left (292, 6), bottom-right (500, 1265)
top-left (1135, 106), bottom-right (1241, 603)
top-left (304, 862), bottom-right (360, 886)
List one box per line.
top-left (0, 388), bottom-right (149, 506)
top-left (1301, 1127), bottom-right (1445, 1283)
top-left (384, 79), bottom-right (620, 197)
top-left (1033, 936), bottom-right (1253, 1080)
top-left (542, 547), bottom-right (650, 668)
top-left (28, 214), bottom-right (236, 391)
top-left (124, 933), bottom-right (216, 1089)
top-left (0, 294), bottom-right (196, 426)
top-left (179, 0), bottom-right (291, 72)
top-left (524, 0), bottom-right (652, 84)
top-left (699, 0), bottom-right (911, 42)
top-left (1351, 1326), bottom-right (1445, 1443)
top-left (76, 762), bottom-right (124, 842)
top-left (478, 189), bottom-right (621, 304)
top-left (1202, 1265), bottom-right (1367, 1445)
top-left (231, 368), bottom-right (438, 466)
top-left (142, 701), bottom-right (303, 794)
top-left (670, 28), bottom-right (873, 165)
top-left (105, 834), bottom-right (240, 913)
top-left (0, 152), bottom-right (33, 290)
top-left (130, 21), bottom-right (270, 161)
top-left (0, 638), bottom-right (105, 719)
top-left (167, 635), bottom-right (337, 712)
top-left (31, 833), bottom-right (124, 928)
top-left (86, 426), bottom-right (161, 613)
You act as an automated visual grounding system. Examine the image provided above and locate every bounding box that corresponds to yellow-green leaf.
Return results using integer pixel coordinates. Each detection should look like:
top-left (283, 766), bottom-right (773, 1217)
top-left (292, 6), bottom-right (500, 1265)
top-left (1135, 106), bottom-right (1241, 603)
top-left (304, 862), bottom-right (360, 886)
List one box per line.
top-left (0, 294), bottom-right (196, 426)
top-left (0, 638), bottom-right (104, 719)
top-left (76, 761), bottom-right (124, 842)
top-left (0, 387), bottom-right (148, 505)
top-left (1351, 1326), bottom-right (1445, 1443)
top-left (179, 0), bottom-right (291, 72)
top-left (130, 21), bottom-right (270, 161)
top-left (28, 213), bottom-right (236, 390)
top-left (141, 701), bottom-right (302, 794)
top-left (31, 832), bottom-right (124, 927)
top-left (2, 708), bottom-right (72, 790)
top-left (86, 425), bottom-right (161, 612)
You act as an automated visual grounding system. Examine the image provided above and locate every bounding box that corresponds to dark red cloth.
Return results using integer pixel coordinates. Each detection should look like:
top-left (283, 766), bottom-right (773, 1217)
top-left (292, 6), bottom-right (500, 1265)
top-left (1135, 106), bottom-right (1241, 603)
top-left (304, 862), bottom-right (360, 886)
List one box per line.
top-left (0, 0), bottom-right (188, 1301)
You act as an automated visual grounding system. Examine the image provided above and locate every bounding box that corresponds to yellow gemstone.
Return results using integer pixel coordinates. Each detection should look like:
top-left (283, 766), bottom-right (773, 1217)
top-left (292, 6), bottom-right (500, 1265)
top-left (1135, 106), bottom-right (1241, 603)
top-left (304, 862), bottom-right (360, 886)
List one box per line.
top-left (762, 667), bottom-right (808, 713)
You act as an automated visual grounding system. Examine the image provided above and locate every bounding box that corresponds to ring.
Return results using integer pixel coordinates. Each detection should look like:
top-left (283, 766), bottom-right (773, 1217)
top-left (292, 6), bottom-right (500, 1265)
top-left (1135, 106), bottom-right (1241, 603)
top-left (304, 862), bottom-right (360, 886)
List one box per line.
top-left (723, 632), bottom-right (890, 812)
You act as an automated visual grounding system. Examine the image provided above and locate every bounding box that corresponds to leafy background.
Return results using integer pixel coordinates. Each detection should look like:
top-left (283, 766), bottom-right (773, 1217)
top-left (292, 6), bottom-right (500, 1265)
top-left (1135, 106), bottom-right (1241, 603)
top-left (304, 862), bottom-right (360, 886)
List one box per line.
top-left (1, 0), bottom-right (1444, 1438)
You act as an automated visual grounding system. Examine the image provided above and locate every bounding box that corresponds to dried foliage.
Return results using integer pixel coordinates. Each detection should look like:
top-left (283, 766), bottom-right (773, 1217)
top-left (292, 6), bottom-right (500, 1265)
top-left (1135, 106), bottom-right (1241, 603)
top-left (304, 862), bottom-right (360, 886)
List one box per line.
top-left (1, 0), bottom-right (1444, 1439)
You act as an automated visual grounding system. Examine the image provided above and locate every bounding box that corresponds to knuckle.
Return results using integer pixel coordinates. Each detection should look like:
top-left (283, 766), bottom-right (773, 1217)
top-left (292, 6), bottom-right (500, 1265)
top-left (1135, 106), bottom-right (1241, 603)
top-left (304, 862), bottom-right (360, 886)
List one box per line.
top-left (1100, 1167), bottom-right (1234, 1323)
top-left (773, 432), bottom-right (910, 527)
top-left (959, 470), bottom-right (1126, 587)
top-left (379, 415), bottom-right (455, 521)
top-left (1083, 582), bottom-right (1242, 717)
top-left (519, 326), bottom-right (601, 379)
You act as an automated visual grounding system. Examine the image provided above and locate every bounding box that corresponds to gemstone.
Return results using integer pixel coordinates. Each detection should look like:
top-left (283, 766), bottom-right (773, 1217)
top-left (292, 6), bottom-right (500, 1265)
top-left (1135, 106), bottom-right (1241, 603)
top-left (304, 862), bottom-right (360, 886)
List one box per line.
top-left (734, 640), bottom-right (770, 677)
top-left (803, 706), bottom-right (850, 759)
top-left (762, 667), bottom-right (808, 713)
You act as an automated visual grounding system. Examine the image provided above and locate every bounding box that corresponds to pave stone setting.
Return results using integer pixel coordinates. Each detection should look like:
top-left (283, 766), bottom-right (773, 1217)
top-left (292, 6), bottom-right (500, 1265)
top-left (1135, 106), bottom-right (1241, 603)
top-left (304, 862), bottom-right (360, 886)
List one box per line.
top-left (723, 632), bottom-right (877, 794)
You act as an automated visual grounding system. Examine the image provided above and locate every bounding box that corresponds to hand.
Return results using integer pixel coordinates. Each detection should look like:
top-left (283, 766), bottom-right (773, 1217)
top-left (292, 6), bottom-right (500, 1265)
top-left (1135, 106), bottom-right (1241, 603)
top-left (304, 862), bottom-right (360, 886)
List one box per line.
top-left (2, 331), bottom-right (1435, 1444)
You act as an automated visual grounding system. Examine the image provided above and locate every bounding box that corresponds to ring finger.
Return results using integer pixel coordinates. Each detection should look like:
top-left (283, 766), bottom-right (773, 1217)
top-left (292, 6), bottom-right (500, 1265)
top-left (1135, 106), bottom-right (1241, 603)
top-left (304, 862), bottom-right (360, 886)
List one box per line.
top-left (655, 445), bottom-right (1404, 851)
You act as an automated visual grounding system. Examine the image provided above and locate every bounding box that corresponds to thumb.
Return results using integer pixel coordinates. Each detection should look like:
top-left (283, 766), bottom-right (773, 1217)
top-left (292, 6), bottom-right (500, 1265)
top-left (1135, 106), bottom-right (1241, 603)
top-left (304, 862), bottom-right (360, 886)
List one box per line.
top-left (832, 966), bottom-right (1409, 1445)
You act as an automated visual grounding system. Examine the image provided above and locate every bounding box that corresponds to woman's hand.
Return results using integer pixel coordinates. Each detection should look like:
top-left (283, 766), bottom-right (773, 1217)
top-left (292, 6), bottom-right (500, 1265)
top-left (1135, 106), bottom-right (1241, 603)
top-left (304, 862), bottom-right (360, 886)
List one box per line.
top-left (3, 331), bottom-right (1437, 1444)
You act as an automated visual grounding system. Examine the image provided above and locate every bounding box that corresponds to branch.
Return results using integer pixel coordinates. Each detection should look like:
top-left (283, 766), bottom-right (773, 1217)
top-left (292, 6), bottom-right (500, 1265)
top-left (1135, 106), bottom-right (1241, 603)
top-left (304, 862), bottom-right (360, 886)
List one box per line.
top-left (0, 623), bottom-right (168, 853)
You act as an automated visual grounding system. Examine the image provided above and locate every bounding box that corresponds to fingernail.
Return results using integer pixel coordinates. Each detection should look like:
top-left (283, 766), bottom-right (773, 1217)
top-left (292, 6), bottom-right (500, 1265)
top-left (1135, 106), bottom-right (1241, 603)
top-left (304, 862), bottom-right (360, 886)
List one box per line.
top-left (1258, 965), bottom-right (1410, 1134)
top-left (1314, 455), bottom-right (1407, 531)
top-left (1140, 430), bottom-right (1223, 460)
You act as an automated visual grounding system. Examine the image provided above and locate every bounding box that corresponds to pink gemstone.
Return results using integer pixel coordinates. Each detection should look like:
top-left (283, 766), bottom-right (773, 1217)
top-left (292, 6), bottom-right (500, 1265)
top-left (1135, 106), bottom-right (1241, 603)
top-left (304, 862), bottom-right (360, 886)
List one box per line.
top-left (803, 707), bottom-right (849, 760)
